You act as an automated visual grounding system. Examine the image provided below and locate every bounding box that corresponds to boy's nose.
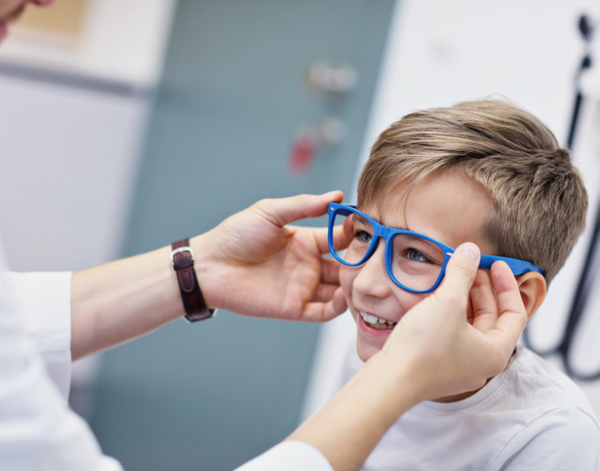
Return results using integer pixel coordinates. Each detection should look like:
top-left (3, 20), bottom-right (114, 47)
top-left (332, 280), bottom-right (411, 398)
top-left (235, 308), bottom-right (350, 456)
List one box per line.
top-left (352, 242), bottom-right (393, 299)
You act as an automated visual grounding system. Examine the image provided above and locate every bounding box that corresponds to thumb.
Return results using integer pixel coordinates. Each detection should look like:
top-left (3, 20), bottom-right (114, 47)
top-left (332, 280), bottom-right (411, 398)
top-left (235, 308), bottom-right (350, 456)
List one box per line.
top-left (436, 242), bottom-right (481, 304)
top-left (257, 191), bottom-right (344, 227)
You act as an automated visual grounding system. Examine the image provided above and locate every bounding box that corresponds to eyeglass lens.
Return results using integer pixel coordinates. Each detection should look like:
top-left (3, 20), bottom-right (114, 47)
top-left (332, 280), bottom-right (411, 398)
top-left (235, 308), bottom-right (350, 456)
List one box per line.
top-left (331, 210), bottom-right (446, 292)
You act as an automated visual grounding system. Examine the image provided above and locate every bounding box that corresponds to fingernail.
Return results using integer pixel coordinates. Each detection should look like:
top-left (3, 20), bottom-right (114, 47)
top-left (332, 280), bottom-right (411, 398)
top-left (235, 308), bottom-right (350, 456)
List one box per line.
top-left (456, 242), bottom-right (480, 262)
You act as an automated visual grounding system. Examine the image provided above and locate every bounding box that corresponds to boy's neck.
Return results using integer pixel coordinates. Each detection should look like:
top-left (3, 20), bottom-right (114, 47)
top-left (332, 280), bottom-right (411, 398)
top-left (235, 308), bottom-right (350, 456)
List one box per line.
top-left (432, 349), bottom-right (516, 403)
top-left (432, 377), bottom-right (492, 403)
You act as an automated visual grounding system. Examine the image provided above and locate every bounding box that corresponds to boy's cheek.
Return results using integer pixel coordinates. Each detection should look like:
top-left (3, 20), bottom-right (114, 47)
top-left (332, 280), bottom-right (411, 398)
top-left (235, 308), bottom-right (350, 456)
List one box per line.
top-left (339, 266), bottom-right (354, 304)
top-left (338, 268), bottom-right (361, 326)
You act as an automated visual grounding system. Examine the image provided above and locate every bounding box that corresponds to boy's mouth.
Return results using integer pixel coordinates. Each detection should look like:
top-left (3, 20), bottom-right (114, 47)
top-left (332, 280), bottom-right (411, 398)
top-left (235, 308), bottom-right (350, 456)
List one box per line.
top-left (359, 311), bottom-right (397, 330)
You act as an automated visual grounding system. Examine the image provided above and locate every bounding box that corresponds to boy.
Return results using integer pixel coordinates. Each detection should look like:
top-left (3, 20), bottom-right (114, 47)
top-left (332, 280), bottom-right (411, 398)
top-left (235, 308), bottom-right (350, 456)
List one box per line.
top-left (331, 100), bottom-right (600, 470)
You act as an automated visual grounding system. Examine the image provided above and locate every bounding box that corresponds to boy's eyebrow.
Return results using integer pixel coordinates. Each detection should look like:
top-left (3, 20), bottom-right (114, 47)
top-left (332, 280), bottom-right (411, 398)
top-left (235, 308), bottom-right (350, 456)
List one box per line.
top-left (354, 214), bottom-right (371, 226)
top-left (355, 213), bottom-right (409, 231)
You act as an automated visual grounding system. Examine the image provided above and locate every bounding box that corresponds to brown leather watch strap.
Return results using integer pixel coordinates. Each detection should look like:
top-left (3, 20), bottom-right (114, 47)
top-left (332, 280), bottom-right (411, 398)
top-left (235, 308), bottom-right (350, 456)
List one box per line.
top-left (171, 238), bottom-right (215, 323)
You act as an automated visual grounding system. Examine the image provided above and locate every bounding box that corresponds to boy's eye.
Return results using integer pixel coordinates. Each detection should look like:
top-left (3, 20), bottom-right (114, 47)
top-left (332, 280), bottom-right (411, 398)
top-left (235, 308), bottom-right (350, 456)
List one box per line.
top-left (404, 248), bottom-right (432, 263)
top-left (353, 230), bottom-right (373, 244)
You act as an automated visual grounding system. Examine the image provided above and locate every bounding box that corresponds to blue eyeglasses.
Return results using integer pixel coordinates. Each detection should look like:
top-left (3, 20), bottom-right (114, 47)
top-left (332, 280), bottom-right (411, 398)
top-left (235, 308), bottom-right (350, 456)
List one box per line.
top-left (327, 203), bottom-right (544, 294)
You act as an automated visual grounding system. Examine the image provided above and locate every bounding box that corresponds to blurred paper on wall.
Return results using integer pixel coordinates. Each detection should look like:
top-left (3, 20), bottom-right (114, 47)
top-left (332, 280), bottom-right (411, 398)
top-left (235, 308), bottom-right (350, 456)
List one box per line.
top-left (14, 0), bottom-right (88, 42)
top-left (0, 0), bottom-right (176, 87)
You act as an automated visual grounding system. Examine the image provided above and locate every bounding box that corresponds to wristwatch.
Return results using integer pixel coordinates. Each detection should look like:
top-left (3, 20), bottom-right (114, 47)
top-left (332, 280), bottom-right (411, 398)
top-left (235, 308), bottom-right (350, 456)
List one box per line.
top-left (171, 238), bottom-right (215, 322)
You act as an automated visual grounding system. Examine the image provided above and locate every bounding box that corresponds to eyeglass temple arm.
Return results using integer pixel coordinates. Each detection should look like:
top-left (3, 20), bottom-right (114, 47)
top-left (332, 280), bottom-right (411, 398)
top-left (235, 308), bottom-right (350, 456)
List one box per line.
top-left (478, 254), bottom-right (544, 276)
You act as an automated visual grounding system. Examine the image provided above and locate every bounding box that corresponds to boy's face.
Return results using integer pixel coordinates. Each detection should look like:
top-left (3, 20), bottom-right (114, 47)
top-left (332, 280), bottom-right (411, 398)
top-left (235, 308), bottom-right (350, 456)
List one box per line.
top-left (341, 171), bottom-right (496, 363)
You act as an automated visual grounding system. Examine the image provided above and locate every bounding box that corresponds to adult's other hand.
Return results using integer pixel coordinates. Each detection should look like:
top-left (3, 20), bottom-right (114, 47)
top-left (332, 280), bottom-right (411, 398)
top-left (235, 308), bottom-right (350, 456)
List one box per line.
top-left (194, 192), bottom-right (351, 322)
top-left (381, 242), bottom-right (528, 401)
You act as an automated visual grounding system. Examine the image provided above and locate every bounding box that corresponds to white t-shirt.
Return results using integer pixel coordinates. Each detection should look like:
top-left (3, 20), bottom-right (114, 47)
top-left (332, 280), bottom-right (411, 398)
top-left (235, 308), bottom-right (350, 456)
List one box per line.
top-left (341, 345), bottom-right (600, 471)
top-left (0, 265), bottom-right (332, 470)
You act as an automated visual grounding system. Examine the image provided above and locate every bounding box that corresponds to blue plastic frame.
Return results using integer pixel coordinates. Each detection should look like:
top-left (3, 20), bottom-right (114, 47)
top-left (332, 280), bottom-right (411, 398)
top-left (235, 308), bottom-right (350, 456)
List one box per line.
top-left (327, 202), bottom-right (544, 294)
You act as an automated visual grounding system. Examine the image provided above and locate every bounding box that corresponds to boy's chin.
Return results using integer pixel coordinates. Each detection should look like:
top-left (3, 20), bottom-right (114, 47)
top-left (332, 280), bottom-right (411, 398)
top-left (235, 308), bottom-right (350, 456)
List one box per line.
top-left (356, 341), bottom-right (381, 363)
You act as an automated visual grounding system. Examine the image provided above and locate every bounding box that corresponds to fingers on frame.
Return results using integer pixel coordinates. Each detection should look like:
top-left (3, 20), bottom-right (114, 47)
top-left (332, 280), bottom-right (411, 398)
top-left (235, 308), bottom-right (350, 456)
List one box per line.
top-left (489, 261), bottom-right (528, 341)
top-left (302, 288), bottom-right (347, 322)
top-left (313, 222), bottom-right (352, 257)
top-left (314, 226), bottom-right (331, 254)
top-left (310, 283), bottom-right (339, 303)
top-left (268, 191), bottom-right (344, 226)
top-left (437, 248), bottom-right (480, 301)
top-left (325, 222), bottom-right (352, 251)
top-left (492, 261), bottom-right (526, 318)
top-left (254, 194), bottom-right (324, 228)
top-left (469, 269), bottom-right (498, 333)
top-left (321, 258), bottom-right (341, 284)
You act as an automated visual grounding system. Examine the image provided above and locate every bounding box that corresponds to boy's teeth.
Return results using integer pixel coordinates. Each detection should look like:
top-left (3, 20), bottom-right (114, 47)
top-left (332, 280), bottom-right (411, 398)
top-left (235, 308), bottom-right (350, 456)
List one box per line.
top-left (360, 312), bottom-right (396, 330)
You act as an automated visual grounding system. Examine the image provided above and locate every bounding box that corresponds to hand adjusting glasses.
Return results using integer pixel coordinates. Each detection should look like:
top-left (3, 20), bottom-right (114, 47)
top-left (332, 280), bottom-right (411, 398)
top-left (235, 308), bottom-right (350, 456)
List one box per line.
top-left (327, 203), bottom-right (544, 294)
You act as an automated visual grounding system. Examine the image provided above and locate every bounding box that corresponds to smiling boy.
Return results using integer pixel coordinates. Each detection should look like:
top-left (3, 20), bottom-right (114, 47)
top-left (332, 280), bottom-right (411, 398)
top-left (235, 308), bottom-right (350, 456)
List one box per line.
top-left (332, 100), bottom-right (600, 469)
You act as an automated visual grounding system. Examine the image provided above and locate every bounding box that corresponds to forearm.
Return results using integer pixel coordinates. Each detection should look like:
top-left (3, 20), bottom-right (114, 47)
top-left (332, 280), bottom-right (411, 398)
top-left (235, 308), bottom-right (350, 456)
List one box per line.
top-left (71, 237), bottom-right (207, 360)
top-left (287, 351), bottom-right (422, 471)
top-left (69, 192), bottom-right (348, 359)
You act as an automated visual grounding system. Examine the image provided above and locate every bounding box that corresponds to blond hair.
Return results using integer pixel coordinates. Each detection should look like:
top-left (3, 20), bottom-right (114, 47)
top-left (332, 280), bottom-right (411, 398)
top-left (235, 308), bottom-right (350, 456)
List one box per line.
top-left (358, 99), bottom-right (588, 283)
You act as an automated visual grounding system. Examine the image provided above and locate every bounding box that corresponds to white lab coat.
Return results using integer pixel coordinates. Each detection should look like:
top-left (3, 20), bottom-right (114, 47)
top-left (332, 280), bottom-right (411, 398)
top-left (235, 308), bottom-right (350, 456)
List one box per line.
top-left (0, 245), bottom-right (332, 470)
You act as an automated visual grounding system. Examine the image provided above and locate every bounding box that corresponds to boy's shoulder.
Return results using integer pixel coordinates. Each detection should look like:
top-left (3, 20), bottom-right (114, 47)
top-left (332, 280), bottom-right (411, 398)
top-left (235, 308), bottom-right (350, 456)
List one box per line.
top-left (482, 347), bottom-right (600, 470)
top-left (499, 346), bottom-right (597, 421)
top-left (357, 347), bottom-right (600, 471)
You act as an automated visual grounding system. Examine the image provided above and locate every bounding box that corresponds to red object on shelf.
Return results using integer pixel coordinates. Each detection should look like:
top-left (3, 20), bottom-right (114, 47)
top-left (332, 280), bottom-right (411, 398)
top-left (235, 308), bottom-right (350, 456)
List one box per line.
top-left (289, 128), bottom-right (317, 174)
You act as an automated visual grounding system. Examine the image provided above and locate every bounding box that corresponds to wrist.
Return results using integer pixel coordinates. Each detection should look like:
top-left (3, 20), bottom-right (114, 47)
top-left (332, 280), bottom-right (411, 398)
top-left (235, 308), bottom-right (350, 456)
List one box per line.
top-left (366, 349), bottom-right (430, 410)
top-left (288, 350), bottom-right (424, 469)
top-left (188, 233), bottom-right (219, 310)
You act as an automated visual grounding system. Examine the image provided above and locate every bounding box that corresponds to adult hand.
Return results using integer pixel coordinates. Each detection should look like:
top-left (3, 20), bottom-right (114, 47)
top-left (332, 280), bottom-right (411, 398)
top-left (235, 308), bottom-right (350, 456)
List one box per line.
top-left (194, 191), bottom-right (351, 322)
top-left (287, 242), bottom-right (528, 471)
top-left (380, 241), bottom-right (528, 402)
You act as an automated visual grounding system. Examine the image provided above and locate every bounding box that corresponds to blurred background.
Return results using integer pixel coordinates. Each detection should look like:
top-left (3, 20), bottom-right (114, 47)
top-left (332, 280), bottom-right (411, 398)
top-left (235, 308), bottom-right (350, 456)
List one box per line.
top-left (0, 0), bottom-right (599, 469)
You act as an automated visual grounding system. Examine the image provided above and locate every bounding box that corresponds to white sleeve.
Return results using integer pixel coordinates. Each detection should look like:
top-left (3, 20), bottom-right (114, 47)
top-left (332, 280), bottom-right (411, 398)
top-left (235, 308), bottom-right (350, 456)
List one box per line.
top-left (492, 407), bottom-right (600, 471)
top-left (234, 441), bottom-right (333, 471)
top-left (0, 267), bottom-right (123, 470)
top-left (5, 271), bottom-right (72, 400)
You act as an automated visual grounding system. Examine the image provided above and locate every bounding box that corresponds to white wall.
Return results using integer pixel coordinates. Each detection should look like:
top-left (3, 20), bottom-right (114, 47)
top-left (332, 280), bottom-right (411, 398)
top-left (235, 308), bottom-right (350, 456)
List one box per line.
top-left (0, 0), bottom-right (176, 272)
top-left (0, 77), bottom-right (149, 272)
top-left (303, 0), bottom-right (600, 420)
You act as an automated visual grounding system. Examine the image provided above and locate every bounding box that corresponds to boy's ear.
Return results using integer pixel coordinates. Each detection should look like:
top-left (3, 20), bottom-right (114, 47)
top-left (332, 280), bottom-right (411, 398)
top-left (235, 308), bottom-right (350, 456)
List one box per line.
top-left (516, 272), bottom-right (547, 320)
